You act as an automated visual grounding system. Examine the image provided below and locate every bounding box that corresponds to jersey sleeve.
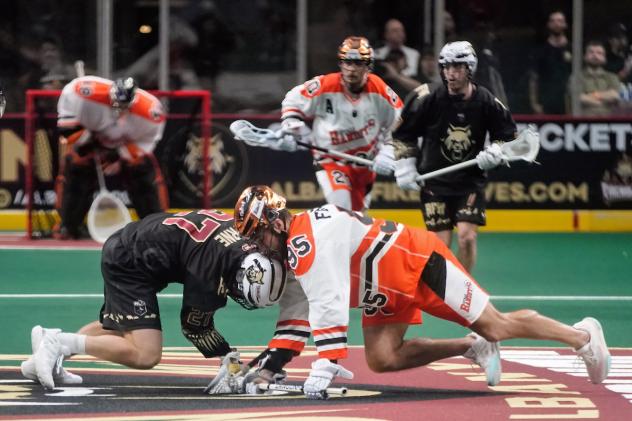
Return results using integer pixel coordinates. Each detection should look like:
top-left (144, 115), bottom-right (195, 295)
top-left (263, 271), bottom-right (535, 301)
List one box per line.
top-left (268, 274), bottom-right (311, 354)
top-left (486, 94), bottom-right (517, 142)
top-left (392, 83), bottom-right (433, 156)
top-left (57, 80), bottom-right (81, 129)
top-left (288, 212), bottom-right (351, 360)
top-left (280, 76), bottom-right (323, 121)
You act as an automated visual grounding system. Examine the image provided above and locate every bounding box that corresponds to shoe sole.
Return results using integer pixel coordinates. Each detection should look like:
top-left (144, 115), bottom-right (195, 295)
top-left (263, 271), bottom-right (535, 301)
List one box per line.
top-left (584, 317), bottom-right (611, 383)
top-left (486, 343), bottom-right (502, 386)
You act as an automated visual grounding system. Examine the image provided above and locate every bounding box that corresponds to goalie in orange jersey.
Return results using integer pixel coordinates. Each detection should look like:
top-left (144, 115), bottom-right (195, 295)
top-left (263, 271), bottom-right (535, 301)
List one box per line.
top-left (231, 185), bottom-right (611, 399)
top-left (54, 76), bottom-right (169, 239)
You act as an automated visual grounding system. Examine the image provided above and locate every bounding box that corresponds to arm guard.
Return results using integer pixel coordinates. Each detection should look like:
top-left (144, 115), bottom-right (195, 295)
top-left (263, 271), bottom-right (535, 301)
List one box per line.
top-left (181, 307), bottom-right (232, 358)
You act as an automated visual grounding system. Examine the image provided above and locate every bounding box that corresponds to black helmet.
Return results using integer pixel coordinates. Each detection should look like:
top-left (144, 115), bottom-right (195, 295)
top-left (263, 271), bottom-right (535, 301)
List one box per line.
top-left (110, 77), bottom-right (137, 109)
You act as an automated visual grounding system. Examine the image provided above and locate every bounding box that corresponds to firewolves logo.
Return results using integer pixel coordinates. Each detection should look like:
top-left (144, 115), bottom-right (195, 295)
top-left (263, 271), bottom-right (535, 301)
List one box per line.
top-left (441, 124), bottom-right (473, 163)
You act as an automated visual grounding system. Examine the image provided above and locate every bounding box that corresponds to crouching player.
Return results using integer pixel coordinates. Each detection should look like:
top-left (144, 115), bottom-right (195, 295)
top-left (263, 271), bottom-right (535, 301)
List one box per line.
top-left (21, 209), bottom-right (286, 391)
top-left (228, 185), bottom-right (610, 399)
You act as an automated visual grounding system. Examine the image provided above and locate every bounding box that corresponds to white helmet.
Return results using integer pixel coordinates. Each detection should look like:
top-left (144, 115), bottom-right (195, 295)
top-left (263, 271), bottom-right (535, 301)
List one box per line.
top-left (233, 252), bottom-right (286, 310)
top-left (438, 41), bottom-right (478, 75)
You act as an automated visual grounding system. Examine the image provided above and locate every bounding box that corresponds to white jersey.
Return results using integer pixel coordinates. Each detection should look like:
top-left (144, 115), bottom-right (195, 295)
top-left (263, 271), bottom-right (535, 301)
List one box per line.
top-left (57, 76), bottom-right (166, 159)
top-left (268, 204), bottom-right (490, 361)
top-left (281, 72), bottom-right (403, 163)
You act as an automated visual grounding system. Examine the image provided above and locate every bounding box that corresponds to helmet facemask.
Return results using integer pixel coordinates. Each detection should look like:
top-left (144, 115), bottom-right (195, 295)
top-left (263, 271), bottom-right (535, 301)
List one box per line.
top-left (110, 77), bottom-right (137, 111)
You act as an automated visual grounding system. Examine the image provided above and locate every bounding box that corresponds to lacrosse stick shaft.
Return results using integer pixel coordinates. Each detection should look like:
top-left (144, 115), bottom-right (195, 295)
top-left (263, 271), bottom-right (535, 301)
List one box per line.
top-left (294, 140), bottom-right (373, 167)
top-left (415, 159), bottom-right (478, 183)
top-left (94, 152), bottom-right (108, 193)
top-left (258, 383), bottom-right (348, 396)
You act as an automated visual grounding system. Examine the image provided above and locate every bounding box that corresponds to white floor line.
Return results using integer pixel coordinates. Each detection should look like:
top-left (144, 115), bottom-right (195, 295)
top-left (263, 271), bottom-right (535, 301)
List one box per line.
top-left (0, 294), bottom-right (631, 301)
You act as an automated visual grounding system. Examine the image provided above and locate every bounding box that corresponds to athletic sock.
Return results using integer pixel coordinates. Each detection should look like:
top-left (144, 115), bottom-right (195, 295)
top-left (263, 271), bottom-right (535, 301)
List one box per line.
top-left (58, 333), bottom-right (87, 355)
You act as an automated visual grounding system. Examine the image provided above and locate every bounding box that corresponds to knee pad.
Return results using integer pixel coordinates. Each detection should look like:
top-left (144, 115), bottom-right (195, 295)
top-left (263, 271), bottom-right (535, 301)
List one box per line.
top-left (121, 155), bottom-right (168, 218)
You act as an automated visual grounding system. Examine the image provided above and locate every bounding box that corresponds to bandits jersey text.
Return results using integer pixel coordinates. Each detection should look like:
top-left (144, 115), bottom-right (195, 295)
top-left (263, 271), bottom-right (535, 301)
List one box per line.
top-left (281, 72), bottom-right (403, 163)
top-left (117, 210), bottom-right (251, 312)
top-left (57, 76), bottom-right (165, 159)
top-left (394, 82), bottom-right (516, 193)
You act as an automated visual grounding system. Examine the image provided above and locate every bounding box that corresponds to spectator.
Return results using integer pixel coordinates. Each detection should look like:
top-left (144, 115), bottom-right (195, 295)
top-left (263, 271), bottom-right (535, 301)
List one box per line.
top-left (20, 37), bottom-right (76, 92)
top-left (528, 11), bottom-right (572, 114)
top-left (375, 18), bottom-right (420, 77)
top-left (605, 23), bottom-right (632, 84)
top-left (444, 11), bottom-right (458, 43)
top-left (417, 45), bottom-right (441, 84)
top-left (375, 48), bottom-right (421, 99)
top-left (470, 12), bottom-right (508, 106)
top-left (575, 40), bottom-right (621, 116)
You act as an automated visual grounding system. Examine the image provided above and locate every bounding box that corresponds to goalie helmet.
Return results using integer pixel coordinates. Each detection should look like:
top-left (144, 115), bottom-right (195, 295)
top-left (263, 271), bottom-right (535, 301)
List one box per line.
top-left (234, 185), bottom-right (287, 237)
top-left (110, 77), bottom-right (137, 109)
top-left (438, 41), bottom-right (478, 76)
top-left (338, 36), bottom-right (374, 66)
top-left (232, 252), bottom-right (287, 310)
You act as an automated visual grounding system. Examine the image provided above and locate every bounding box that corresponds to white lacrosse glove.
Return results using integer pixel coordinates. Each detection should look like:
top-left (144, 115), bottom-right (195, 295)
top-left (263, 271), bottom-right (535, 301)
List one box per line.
top-left (476, 143), bottom-right (507, 170)
top-left (303, 358), bottom-right (354, 400)
top-left (272, 118), bottom-right (311, 153)
top-left (394, 157), bottom-right (422, 191)
top-left (204, 351), bottom-right (247, 394)
top-left (372, 144), bottom-right (396, 176)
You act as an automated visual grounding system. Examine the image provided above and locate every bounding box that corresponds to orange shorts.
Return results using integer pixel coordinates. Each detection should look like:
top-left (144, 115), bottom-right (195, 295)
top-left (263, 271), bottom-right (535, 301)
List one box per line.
top-left (316, 161), bottom-right (375, 211)
top-left (361, 228), bottom-right (489, 328)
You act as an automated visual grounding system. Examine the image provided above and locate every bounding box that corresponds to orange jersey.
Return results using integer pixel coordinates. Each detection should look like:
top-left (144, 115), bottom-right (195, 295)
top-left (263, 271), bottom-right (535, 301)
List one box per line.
top-left (281, 72), bottom-right (402, 164)
top-left (269, 204), bottom-right (490, 360)
top-left (57, 76), bottom-right (165, 159)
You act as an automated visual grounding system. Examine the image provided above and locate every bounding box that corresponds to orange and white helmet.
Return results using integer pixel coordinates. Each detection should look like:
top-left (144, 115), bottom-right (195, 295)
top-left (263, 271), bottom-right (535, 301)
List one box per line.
top-left (337, 36), bottom-right (374, 66)
top-left (234, 185), bottom-right (287, 237)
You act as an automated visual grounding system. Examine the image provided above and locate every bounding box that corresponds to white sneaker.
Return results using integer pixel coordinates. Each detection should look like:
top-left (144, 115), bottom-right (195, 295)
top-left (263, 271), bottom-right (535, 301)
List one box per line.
top-left (33, 332), bottom-right (64, 390)
top-left (573, 317), bottom-right (611, 384)
top-left (464, 333), bottom-right (502, 386)
top-left (21, 326), bottom-right (82, 385)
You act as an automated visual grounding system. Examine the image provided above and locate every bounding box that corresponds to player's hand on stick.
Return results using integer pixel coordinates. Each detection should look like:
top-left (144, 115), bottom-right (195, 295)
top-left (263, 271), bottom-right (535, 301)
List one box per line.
top-left (303, 358), bottom-right (353, 400)
top-left (395, 157), bottom-right (422, 191)
top-left (241, 368), bottom-right (287, 395)
top-left (372, 143), bottom-right (396, 176)
top-left (272, 118), bottom-right (311, 152)
top-left (204, 351), bottom-right (247, 394)
top-left (476, 143), bottom-right (507, 170)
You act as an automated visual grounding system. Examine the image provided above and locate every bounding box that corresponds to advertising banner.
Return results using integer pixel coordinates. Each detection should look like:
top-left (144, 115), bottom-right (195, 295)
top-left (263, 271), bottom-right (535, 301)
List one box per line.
top-left (1, 116), bottom-right (631, 211)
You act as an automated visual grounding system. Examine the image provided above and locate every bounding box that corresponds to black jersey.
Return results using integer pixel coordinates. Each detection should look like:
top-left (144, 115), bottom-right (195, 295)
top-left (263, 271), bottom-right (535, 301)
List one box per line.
top-left (394, 82), bottom-right (516, 194)
top-left (117, 209), bottom-right (249, 312)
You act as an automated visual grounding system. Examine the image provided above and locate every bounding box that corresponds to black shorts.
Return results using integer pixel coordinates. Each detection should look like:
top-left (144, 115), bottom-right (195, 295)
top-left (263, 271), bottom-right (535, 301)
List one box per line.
top-left (419, 188), bottom-right (487, 231)
top-left (99, 232), bottom-right (162, 331)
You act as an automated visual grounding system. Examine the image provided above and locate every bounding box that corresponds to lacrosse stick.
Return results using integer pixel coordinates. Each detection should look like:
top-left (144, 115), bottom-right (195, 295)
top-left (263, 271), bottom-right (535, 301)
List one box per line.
top-left (86, 153), bottom-right (132, 243)
top-left (230, 119), bottom-right (373, 167)
top-left (415, 125), bottom-right (540, 183)
top-left (257, 383), bottom-right (348, 396)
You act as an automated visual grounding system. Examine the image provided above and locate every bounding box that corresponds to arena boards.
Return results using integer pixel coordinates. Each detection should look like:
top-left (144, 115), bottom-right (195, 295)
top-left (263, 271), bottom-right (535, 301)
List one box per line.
top-left (1, 346), bottom-right (631, 420)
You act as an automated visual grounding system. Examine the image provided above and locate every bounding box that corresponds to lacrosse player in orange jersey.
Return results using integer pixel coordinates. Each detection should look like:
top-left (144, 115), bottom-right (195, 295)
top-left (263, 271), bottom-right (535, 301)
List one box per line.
top-left (232, 185), bottom-right (611, 399)
top-left (268, 36), bottom-right (403, 212)
top-left (54, 76), bottom-right (169, 239)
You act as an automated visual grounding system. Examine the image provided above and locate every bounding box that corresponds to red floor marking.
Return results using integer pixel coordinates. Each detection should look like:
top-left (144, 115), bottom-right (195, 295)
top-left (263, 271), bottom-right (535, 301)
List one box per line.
top-left (1, 346), bottom-right (630, 420)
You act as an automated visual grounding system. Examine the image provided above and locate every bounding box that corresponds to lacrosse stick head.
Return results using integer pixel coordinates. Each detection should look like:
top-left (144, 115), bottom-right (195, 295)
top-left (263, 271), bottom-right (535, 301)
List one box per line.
top-left (230, 120), bottom-right (277, 147)
top-left (87, 191), bottom-right (132, 243)
top-left (500, 125), bottom-right (540, 163)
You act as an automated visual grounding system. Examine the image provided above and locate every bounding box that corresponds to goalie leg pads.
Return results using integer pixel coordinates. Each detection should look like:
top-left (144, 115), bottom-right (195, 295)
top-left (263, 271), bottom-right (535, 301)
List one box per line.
top-left (120, 154), bottom-right (168, 218)
top-left (54, 152), bottom-right (97, 238)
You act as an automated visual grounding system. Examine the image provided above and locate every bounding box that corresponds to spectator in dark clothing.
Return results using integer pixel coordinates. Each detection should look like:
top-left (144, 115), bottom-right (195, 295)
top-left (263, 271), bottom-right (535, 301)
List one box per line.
top-left (528, 11), bottom-right (572, 114)
top-left (375, 49), bottom-right (421, 99)
top-left (605, 23), bottom-right (632, 84)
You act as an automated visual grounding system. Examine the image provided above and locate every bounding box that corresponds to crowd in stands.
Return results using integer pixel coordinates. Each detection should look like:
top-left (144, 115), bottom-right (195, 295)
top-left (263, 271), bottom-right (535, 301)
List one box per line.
top-left (1, 3), bottom-right (632, 117)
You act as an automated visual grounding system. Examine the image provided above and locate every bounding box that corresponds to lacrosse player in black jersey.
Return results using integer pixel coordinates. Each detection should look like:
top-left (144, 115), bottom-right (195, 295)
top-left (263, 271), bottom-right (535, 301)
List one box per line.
top-left (392, 41), bottom-right (517, 272)
top-left (21, 209), bottom-right (287, 391)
